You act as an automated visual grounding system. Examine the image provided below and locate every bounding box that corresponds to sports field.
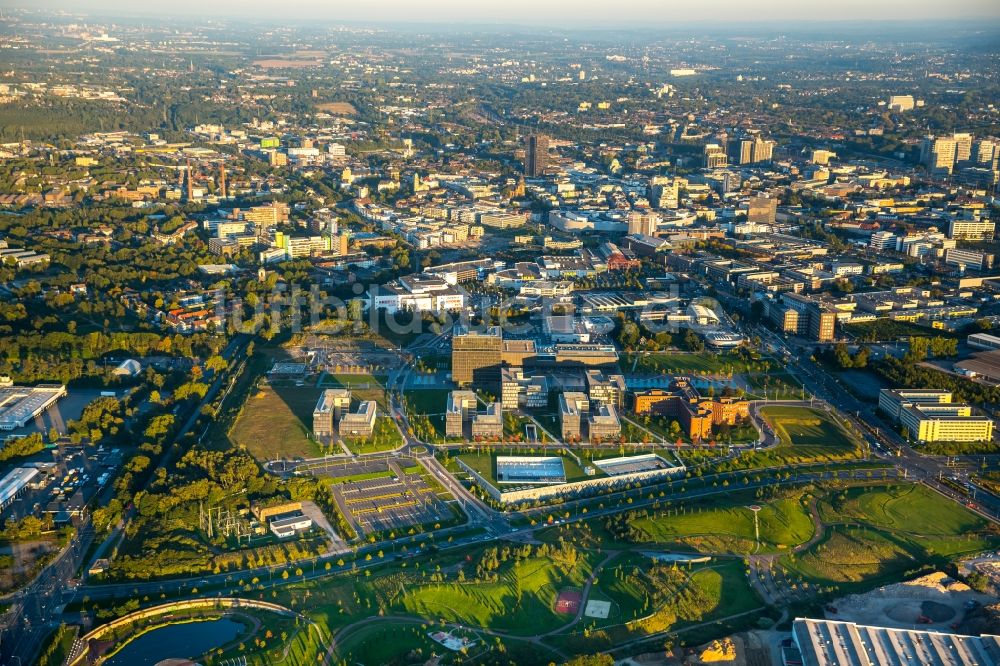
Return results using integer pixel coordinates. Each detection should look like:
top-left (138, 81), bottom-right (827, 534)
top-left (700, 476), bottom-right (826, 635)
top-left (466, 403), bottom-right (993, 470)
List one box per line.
top-left (456, 451), bottom-right (600, 485)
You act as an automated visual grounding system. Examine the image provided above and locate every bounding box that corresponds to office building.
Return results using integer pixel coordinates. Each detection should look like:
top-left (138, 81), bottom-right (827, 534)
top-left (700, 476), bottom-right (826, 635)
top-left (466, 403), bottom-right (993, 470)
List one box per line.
top-left (949, 218), bottom-right (995, 241)
top-left (729, 136), bottom-right (775, 164)
top-left (887, 95), bottom-right (915, 112)
top-left (339, 401), bottom-right (377, 438)
top-left (627, 210), bottom-right (660, 236)
top-left (445, 390), bottom-right (500, 440)
top-left (746, 195), bottom-right (777, 226)
top-left (633, 378), bottom-right (750, 440)
top-left (559, 392), bottom-right (588, 441)
top-left (312, 389), bottom-right (352, 439)
top-left (524, 134), bottom-right (550, 178)
top-left (703, 143), bottom-right (728, 168)
top-left (445, 390), bottom-right (478, 438)
top-left (879, 389), bottom-right (993, 443)
top-left (588, 403), bottom-right (622, 441)
top-left (501, 367), bottom-right (549, 409)
top-left (451, 326), bottom-right (503, 385)
top-left (471, 402), bottom-right (503, 441)
top-left (586, 370), bottom-right (627, 409)
top-left (921, 133), bottom-right (973, 174)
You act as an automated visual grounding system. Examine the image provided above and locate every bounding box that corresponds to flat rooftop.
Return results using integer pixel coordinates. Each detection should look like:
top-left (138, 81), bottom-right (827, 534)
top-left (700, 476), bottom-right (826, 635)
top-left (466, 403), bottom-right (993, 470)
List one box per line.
top-left (0, 385), bottom-right (66, 430)
top-left (496, 455), bottom-right (566, 485)
top-left (793, 618), bottom-right (1000, 666)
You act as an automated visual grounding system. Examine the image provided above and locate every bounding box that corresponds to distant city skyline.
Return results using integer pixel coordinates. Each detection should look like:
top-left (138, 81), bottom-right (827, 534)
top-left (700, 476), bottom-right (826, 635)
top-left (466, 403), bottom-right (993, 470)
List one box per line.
top-left (24, 0), bottom-right (1000, 24)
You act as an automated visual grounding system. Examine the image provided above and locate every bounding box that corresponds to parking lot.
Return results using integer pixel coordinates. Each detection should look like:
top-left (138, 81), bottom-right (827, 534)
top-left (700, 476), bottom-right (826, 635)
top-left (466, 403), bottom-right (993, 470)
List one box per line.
top-left (330, 461), bottom-right (453, 536)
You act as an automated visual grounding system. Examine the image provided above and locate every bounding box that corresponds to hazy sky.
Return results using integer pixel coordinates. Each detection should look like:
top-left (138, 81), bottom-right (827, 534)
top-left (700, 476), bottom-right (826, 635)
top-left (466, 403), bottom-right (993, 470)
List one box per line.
top-left (26, 0), bottom-right (1000, 24)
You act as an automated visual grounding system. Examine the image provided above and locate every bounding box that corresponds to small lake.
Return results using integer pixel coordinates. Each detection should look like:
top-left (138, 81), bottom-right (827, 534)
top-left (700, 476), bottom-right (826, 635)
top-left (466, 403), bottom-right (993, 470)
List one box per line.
top-left (104, 617), bottom-right (245, 666)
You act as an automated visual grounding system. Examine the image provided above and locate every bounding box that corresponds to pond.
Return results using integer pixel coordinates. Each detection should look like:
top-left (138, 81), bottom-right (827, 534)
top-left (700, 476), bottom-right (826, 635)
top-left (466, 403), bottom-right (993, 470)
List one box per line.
top-left (104, 617), bottom-right (245, 666)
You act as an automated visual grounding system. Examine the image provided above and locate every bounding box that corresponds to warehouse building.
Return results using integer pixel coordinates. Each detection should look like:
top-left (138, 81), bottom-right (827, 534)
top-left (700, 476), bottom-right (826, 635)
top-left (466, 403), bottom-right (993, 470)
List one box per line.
top-left (0, 384), bottom-right (67, 431)
top-left (0, 467), bottom-right (40, 510)
top-left (793, 617), bottom-right (1000, 666)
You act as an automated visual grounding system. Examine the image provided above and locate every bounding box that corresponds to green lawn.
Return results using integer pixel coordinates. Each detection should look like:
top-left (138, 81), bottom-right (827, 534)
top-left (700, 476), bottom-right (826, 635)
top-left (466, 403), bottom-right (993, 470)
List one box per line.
top-left (727, 405), bottom-right (863, 469)
top-left (780, 483), bottom-right (999, 591)
top-left (629, 497), bottom-right (815, 554)
top-left (334, 623), bottom-right (460, 665)
top-left (403, 388), bottom-right (451, 415)
top-left (344, 417), bottom-right (404, 455)
top-left (819, 484), bottom-right (986, 536)
top-left (627, 352), bottom-right (767, 376)
top-left (324, 373), bottom-right (390, 409)
top-left (396, 549), bottom-right (600, 635)
top-left (556, 558), bottom-right (762, 653)
top-left (229, 385), bottom-right (323, 461)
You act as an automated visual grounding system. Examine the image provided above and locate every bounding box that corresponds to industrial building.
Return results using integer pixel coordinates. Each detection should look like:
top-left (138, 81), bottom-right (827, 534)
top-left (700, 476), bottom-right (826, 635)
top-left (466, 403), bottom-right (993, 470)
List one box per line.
top-left (792, 618), bottom-right (1000, 666)
top-left (0, 384), bottom-right (67, 431)
top-left (0, 467), bottom-right (40, 510)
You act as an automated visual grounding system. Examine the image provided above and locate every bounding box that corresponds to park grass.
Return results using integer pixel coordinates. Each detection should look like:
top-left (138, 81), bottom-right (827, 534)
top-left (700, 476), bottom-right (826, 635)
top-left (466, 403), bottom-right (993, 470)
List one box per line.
top-left (334, 622), bottom-right (453, 665)
top-left (324, 373), bottom-right (389, 410)
top-left (627, 351), bottom-right (764, 376)
top-left (819, 483), bottom-right (987, 537)
top-left (726, 405), bottom-right (863, 470)
top-left (781, 527), bottom-right (916, 584)
top-left (403, 388), bottom-right (451, 415)
top-left (555, 559), bottom-right (761, 653)
top-left (629, 497), bottom-right (815, 554)
top-left (229, 385), bottom-right (323, 461)
top-left (780, 483), bottom-right (999, 590)
top-left (325, 469), bottom-right (395, 485)
top-left (343, 417), bottom-right (404, 455)
top-left (395, 550), bottom-right (601, 635)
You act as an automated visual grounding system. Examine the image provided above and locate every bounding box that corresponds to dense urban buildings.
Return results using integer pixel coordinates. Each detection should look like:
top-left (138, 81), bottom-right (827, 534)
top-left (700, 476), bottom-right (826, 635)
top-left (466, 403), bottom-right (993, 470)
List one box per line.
top-left (0, 9), bottom-right (998, 666)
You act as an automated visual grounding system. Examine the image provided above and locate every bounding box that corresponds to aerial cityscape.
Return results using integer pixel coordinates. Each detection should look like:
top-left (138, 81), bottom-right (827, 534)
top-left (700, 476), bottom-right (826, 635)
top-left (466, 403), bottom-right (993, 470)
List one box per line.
top-left (0, 4), bottom-right (999, 666)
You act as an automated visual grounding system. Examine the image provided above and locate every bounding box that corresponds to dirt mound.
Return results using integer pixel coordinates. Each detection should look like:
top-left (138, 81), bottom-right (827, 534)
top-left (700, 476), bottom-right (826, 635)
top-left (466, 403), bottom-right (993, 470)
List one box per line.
top-left (922, 600), bottom-right (956, 622)
top-left (885, 601), bottom-right (923, 623)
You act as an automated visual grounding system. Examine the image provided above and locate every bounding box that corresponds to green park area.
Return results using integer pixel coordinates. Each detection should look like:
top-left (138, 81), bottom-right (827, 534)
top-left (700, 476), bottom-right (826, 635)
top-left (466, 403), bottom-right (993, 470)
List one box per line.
top-left (320, 372), bottom-right (390, 409)
top-left (626, 351), bottom-right (766, 376)
top-left (779, 483), bottom-right (999, 588)
top-left (549, 555), bottom-right (762, 655)
top-left (83, 478), bottom-right (1000, 666)
top-left (402, 388), bottom-right (451, 443)
top-left (397, 543), bottom-right (600, 635)
top-left (624, 497), bottom-right (815, 555)
top-left (730, 405), bottom-right (864, 470)
top-left (343, 416), bottom-right (404, 455)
